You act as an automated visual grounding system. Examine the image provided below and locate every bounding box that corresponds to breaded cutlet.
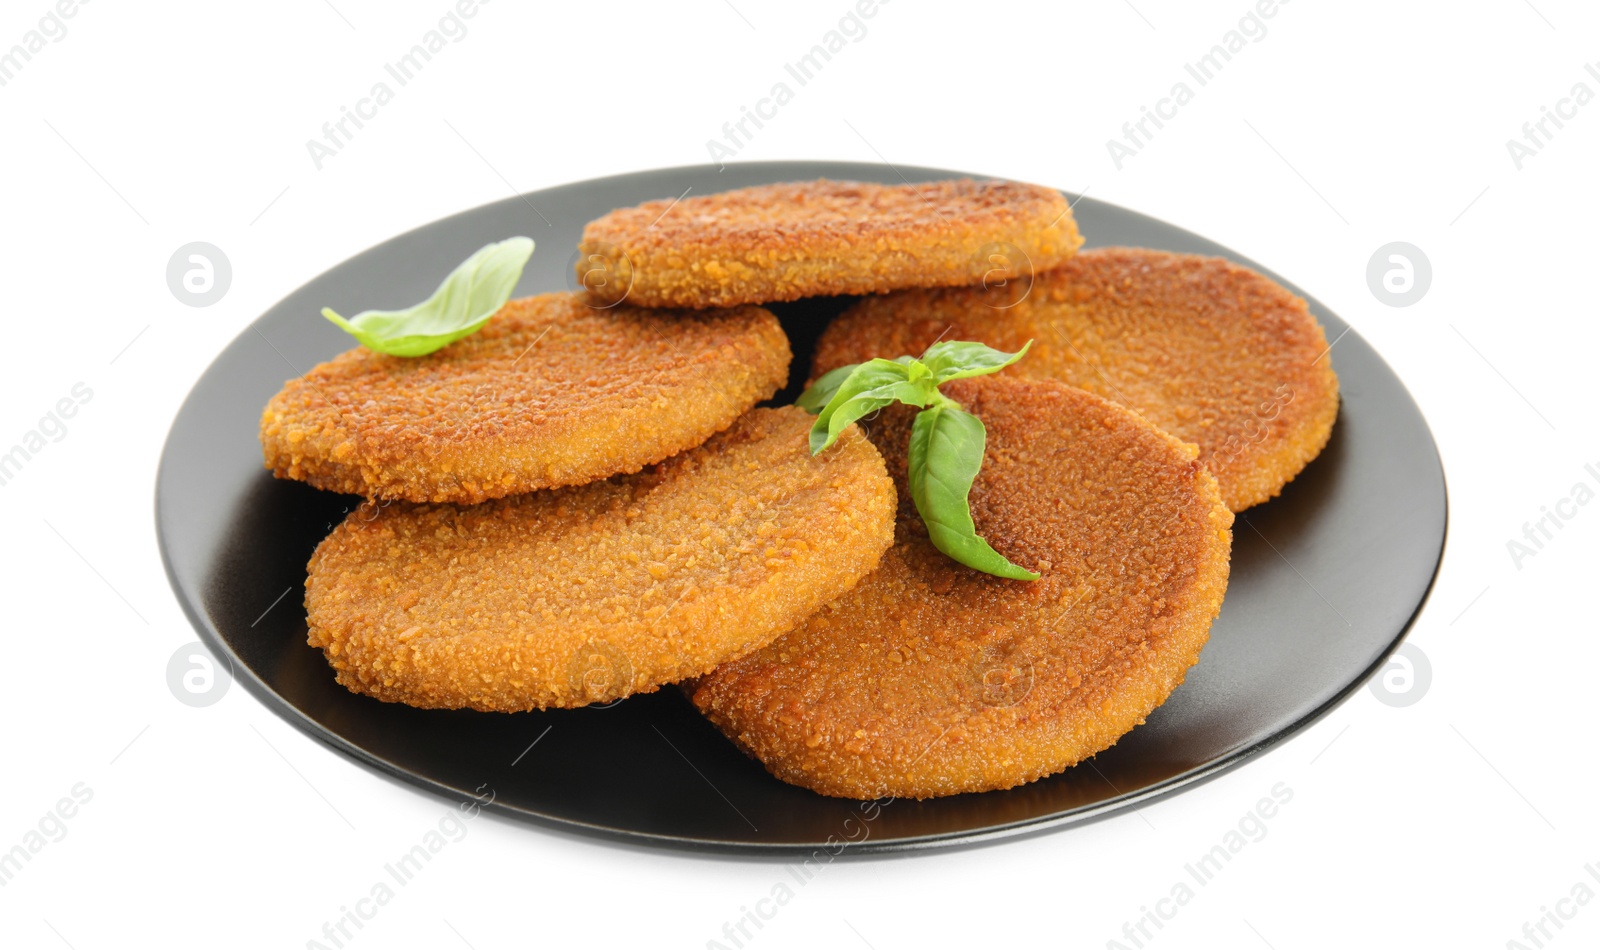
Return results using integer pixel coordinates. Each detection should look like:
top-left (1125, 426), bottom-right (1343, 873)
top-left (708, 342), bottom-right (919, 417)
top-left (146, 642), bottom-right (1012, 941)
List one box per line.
top-left (305, 407), bottom-right (897, 712)
top-left (814, 248), bottom-right (1340, 511)
top-left (261, 292), bottom-right (791, 504)
top-left (577, 179), bottom-right (1084, 309)
top-left (689, 377), bottom-right (1233, 800)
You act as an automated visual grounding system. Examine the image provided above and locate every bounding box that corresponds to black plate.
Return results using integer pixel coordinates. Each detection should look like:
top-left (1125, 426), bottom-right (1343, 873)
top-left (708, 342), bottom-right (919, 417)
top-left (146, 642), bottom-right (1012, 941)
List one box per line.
top-left (156, 161), bottom-right (1446, 854)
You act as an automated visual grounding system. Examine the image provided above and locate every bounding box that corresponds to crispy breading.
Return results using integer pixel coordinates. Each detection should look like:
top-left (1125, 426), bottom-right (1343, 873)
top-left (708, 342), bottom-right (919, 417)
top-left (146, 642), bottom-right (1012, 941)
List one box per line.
top-left (577, 179), bottom-right (1084, 309)
top-left (813, 247), bottom-right (1340, 511)
top-left (261, 292), bottom-right (791, 504)
top-left (688, 378), bottom-right (1233, 800)
top-left (305, 407), bottom-right (897, 712)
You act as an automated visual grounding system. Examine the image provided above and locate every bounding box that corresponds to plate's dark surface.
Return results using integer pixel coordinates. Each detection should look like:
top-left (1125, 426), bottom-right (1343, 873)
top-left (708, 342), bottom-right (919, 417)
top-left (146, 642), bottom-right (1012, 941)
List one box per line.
top-left (156, 161), bottom-right (1446, 854)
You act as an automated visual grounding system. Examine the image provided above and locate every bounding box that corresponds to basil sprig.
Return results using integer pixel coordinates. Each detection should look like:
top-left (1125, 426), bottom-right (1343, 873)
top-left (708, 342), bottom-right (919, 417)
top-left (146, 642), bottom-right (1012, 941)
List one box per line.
top-left (322, 237), bottom-right (535, 357)
top-left (799, 340), bottom-right (1038, 581)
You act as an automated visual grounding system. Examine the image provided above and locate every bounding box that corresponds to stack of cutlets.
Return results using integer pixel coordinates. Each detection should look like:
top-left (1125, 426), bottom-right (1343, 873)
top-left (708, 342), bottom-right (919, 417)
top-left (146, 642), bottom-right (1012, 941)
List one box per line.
top-left (262, 178), bottom-right (1338, 800)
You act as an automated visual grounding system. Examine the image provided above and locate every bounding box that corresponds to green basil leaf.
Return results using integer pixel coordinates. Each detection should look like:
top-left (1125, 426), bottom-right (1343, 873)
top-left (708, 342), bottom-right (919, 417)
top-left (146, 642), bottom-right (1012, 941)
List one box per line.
top-left (920, 339), bottom-right (1033, 384)
top-left (907, 404), bottom-right (1040, 581)
top-left (813, 379), bottom-right (945, 455)
top-left (798, 355), bottom-right (924, 415)
top-left (796, 363), bottom-right (860, 414)
top-left (803, 345), bottom-right (1037, 580)
top-left (809, 359), bottom-right (931, 454)
top-left (321, 236), bottom-right (535, 357)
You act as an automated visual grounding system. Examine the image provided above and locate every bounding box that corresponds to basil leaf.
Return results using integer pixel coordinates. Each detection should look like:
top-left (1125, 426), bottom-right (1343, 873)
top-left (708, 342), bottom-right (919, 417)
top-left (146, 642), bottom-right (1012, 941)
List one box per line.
top-left (797, 363), bottom-right (860, 414)
top-left (800, 343), bottom-right (1038, 581)
top-left (809, 359), bottom-right (933, 454)
top-left (813, 379), bottom-right (945, 455)
top-left (907, 404), bottom-right (1040, 581)
top-left (800, 355), bottom-right (930, 416)
top-left (920, 339), bottom-right (1033, 384)
top-left (321, 236), bottom-right (535, 357)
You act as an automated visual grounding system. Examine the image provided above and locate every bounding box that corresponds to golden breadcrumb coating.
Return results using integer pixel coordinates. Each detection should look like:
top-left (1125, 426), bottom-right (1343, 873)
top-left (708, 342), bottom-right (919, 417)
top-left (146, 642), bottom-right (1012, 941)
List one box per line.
top-left (577, 178), bottom-right (1084, 309)
top-left (689, 377), bottom-right (1233, 800)
top-left (814, 247), bottom-right (1340, 511)
top-left (261, 292), bottom-right (791, 504)
top-left (305, 407), bottom-right (897, 712)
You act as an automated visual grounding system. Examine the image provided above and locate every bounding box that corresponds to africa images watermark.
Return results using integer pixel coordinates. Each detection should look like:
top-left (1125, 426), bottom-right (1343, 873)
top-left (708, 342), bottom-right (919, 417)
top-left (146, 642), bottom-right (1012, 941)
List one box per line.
top-left (1105, 782), bottom-right (1294, 949)
top-left (1506, 460), bottom-right (1600, 570)
top-left (704, 795), bottom-right (895, 949)
top-left (0, 0), bottom-right (92, 91)
top-left (0, 382), bottom-right (93, 489)
top-left (305, 0), bottom-right (494, 170)
top-left (1105, 0), bottom-right (1293, 171)
top-left (304, 785), bottom-right (495, 949)
top-left (1503, 863), bottom-right (1600, 950)
top-left (1215, 383), bottom-right (1295, 468)
top-left (1505, 60), bottom-right (1600, 171)
top-left (704, 0), bottom-right (891, 169)
top-left (0, 782), bottom-right (94, 889)
top-left (1368, 641), bottom-right (1431, 708)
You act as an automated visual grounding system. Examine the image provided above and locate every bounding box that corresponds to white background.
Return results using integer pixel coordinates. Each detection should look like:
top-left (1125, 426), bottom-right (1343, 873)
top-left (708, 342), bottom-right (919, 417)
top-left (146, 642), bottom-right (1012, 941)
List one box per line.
top-left (2, 1), bottom-right (1596, 947)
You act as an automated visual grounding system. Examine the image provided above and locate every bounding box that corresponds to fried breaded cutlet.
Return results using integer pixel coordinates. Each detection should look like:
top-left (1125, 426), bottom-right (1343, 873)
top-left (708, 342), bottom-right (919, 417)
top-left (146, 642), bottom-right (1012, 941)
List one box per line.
top-left (577, 179), bottom-right (1084, 309)
top-left (688, 377), bottom-right (1233, 800)
top-left (261, 292), bottom-right (790, 504)
top-left (305, 407), bottom-right (896, 712)
top-left (813, 248), bottom-right (1340, 511)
